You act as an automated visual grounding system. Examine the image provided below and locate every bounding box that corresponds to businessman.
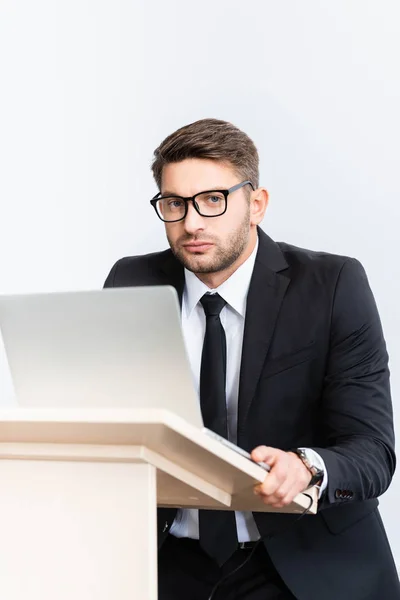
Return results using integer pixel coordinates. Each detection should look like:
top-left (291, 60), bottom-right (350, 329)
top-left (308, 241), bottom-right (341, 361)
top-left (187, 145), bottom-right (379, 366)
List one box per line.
top-left (104, 118), bottom-right (400, 599)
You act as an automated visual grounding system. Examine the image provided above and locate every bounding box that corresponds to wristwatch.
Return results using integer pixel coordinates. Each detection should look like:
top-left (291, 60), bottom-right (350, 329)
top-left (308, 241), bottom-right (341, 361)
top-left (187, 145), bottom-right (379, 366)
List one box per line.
top-left (290, 448), bottom-right (324, 487)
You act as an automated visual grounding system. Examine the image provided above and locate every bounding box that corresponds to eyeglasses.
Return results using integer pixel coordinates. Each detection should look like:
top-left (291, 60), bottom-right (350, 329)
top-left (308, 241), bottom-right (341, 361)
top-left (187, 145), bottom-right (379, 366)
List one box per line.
top-left (150, 180), bottom-right (254, 223)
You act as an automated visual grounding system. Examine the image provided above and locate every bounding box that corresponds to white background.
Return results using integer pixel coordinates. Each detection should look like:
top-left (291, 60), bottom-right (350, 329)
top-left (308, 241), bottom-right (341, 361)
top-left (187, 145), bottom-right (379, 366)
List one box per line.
top-left (1, 0), bottom-right (399, 563)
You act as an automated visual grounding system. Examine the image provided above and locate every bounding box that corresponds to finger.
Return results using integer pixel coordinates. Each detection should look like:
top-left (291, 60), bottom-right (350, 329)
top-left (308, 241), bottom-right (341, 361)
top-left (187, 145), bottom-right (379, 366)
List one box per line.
top-left (270, 480), bottom-right (295, 504)
top-left (254, 472), bottom-right (280, 497)
top-left (269, 483), bottom-right (300, 508)
top-left (256, 473), bottom-right (293, 503)
top-left (255, 462), bottom-right (290, 497)
top-left (256, 480), bottom-right (299, 508)
top-left (251, 446), bottom-right (281, 465)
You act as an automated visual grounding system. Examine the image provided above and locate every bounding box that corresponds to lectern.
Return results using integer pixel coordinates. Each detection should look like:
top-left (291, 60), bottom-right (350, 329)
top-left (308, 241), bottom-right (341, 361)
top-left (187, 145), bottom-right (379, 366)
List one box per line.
top-left (0, 407), bottom-right (317, 600)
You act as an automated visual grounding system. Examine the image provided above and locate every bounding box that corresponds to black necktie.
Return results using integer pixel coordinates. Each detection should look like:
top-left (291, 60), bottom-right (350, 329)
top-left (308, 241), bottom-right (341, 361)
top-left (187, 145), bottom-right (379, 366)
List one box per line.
top-left (198, 293), bottom-right (238, 565)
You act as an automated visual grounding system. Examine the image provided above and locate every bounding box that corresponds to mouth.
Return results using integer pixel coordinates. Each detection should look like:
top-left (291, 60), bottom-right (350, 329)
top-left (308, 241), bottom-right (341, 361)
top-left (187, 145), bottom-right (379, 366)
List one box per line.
top-left (182, 242), bottom-right (213, 253)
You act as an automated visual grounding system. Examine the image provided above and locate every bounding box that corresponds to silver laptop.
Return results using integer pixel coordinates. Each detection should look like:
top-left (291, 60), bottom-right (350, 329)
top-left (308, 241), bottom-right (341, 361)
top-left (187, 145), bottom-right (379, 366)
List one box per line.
top-left (0, 286), bottom-right (270, 470)
top-left (0, 287), bottom-right (202, 419)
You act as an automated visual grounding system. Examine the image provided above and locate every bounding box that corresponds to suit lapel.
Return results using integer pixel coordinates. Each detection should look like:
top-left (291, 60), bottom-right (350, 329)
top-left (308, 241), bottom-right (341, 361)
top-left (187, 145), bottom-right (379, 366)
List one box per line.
top-left (237, 229), bottom-right (290, 444)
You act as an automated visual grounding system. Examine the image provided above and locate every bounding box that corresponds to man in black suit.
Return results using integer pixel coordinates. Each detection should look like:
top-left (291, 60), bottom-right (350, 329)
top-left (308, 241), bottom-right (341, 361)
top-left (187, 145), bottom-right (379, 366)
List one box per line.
top-left (104, 118), bottom-right (400, 599)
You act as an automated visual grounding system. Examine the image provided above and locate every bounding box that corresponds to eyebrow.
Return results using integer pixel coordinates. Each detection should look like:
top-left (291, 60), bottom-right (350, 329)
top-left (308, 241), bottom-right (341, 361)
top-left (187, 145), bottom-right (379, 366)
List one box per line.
top-left (160, 187), bottom-right (228, 197)
top-left (160, 190), bottom-right (180, 197)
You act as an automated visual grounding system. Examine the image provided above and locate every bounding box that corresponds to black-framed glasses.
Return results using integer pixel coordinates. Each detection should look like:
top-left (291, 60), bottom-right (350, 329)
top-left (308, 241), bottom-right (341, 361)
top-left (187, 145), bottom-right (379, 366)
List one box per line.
top-left (150, 180), bottom-right (254, 223)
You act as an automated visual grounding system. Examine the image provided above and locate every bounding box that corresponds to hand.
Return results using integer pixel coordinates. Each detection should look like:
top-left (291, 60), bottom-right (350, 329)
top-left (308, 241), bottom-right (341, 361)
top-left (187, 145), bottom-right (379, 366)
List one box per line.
top-left (251, 446), bottom-right (312, 508)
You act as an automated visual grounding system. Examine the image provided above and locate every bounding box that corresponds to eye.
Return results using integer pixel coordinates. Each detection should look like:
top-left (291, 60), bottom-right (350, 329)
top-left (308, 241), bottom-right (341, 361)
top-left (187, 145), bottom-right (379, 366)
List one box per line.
top-left (205, 194), bottom-right (224, 204)
top-left (167, 199), bottom-right (184, 209)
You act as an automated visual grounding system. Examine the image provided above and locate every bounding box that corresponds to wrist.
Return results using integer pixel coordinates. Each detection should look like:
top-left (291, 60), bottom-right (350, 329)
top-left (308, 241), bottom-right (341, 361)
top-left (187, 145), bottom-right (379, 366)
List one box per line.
top-left (288, 448), bottom-right (324, 487)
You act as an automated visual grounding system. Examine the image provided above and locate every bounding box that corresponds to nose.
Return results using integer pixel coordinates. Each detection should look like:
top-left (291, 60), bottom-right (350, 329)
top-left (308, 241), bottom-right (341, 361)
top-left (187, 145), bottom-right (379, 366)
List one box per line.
top-left (183, 201), bottom-right (206, 235)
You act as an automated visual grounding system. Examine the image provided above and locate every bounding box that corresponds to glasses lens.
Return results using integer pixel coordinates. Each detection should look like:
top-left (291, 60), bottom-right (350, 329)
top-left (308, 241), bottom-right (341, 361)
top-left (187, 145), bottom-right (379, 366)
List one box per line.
top-left (156, 197), bottom-right (186, 222)
top-left (195, 192), bottom-right (226, 216)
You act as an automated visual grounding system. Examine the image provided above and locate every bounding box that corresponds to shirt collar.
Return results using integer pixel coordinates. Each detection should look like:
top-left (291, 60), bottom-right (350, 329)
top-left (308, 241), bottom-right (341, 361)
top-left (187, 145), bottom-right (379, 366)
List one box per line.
top-left (183, 237), bottom-right (259, 318)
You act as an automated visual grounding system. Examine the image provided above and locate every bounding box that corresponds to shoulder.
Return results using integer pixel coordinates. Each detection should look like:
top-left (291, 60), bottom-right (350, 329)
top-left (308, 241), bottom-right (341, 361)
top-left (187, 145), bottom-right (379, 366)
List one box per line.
top-left (104, 248), bottom-right (173, 287)
top-left (274, 241), bottom-right (380, 339)
top-left (110, 248), bottom-right (172, 272)
top-left (276, 240), bottom-right (365, 281)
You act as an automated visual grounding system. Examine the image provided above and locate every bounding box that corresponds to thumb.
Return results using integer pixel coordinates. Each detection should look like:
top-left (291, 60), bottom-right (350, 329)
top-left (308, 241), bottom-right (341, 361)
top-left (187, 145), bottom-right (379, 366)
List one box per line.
top-left (251, 445), bottom-right (280, 465)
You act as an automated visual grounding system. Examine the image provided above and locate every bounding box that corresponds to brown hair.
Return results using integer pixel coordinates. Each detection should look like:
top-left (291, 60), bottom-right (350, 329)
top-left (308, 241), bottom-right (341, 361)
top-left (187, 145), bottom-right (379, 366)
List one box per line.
top-left (151, 118), bottom-right (259, 190)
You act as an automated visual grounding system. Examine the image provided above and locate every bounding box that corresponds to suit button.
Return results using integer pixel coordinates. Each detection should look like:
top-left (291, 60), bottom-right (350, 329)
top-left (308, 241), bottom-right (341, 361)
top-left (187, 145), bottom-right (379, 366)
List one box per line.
top-left (335, 489), bottom-right (343, 499)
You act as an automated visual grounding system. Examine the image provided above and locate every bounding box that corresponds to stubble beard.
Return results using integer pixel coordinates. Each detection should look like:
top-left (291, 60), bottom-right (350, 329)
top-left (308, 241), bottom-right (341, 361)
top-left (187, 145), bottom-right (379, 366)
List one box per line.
top-left (167, 209), bottom-right (251, 275)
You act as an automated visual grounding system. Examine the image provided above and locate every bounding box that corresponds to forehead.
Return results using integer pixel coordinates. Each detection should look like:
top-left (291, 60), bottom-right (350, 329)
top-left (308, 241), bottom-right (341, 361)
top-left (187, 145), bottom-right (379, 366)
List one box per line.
top-left (161, 158), bottom-right (240, 196)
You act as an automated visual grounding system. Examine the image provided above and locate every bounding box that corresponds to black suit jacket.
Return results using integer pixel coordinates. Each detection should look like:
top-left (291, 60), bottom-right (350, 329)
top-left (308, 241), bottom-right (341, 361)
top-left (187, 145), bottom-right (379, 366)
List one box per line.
top-left (104, 228), bottom-right (399, 600)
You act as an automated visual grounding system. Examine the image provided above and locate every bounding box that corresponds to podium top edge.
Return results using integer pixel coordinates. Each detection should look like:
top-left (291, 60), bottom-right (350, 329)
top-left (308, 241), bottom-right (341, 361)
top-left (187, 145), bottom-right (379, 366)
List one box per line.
top-left (0, 407), bottom-right (179, 425)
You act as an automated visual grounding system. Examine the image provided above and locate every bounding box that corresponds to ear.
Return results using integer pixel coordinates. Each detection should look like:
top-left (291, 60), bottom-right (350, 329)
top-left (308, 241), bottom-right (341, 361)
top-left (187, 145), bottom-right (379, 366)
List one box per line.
top-left (250, 187), bottom-right (269, 226)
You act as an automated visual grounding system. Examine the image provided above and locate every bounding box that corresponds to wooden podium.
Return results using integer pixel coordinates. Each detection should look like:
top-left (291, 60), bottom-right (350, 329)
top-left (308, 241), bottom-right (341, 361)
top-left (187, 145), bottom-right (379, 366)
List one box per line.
top-left (0, 407), bottom-right (317, 600)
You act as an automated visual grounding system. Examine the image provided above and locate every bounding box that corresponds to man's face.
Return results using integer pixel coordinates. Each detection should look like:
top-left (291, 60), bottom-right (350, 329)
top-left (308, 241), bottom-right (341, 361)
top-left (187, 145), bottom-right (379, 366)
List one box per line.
top-left (162, 158), bottom-right (253, 276)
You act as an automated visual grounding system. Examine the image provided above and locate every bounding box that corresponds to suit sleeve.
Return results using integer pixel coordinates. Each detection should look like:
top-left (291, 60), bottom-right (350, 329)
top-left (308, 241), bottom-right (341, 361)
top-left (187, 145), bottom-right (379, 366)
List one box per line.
top-left (311, 258), bottom-right (396, 507)
top-left (103, 261), bottom-right (120, 288)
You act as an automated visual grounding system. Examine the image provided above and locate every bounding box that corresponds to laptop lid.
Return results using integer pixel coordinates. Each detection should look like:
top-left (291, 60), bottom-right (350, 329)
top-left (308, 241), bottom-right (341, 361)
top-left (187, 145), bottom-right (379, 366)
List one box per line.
top-left (0, 286), bottom-right (203, 428)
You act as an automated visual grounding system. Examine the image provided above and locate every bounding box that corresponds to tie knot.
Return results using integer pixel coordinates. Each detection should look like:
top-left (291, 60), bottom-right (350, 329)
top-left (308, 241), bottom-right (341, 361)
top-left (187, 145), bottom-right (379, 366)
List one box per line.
top-left (200, 293), bottom-right (226, 317)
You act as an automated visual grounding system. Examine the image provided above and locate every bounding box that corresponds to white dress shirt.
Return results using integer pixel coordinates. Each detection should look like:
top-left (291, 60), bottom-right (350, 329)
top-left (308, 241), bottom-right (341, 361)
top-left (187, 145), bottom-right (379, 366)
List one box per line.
top-left (170, 239), bottom-right (327, 542)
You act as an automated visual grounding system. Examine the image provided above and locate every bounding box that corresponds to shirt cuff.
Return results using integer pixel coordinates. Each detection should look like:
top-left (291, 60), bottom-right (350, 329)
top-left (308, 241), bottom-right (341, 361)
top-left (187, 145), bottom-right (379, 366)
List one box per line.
top-left (299, 447), bottom-right (328, 498)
